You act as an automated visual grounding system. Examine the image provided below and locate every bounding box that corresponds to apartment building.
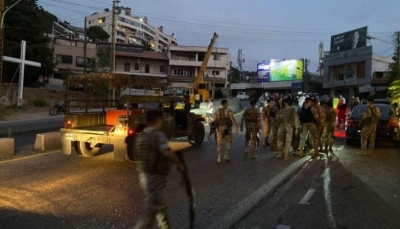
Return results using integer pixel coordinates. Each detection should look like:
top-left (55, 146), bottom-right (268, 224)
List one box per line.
top-left (168, 46), bottom-right (231, 87)
top-left (114, 49), bottom-right (169, 79)
top-left (85, 7), bottom-right (178, 52)
top-left (50, 36), bottom-right (97, 78)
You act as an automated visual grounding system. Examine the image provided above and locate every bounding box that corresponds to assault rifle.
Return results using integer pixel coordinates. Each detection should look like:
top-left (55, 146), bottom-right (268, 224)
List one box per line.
top-left (176, 151), bottom-right (195, 229)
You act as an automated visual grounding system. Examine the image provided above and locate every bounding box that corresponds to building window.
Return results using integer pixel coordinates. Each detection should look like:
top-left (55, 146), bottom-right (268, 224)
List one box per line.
top-left (145, 64), bottom-right (150, 73)
top-left (213, 55), bottom-right (221, 61)
top-left (212, 70), bottom-right (220, 76)
top-left (56, 55), bottom-right (73, 64)
top-left (357, 62), bottom-right (365, 79)
top-left (124, 62), bottom-right (130, 72)
top-left (98, 17), bottom-right (106, 24)
top-left (160, 65), bottom-right (165, 73)
top-left (173, 69), bottom-right (195, 77)
top-left (76, 57), bottom-right (85, 67)
top-left (134, 63), bottom-right (140, 70)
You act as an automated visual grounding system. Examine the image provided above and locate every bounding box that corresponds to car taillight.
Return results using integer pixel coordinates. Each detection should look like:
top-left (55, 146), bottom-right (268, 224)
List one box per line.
top-left (346, 117), bottom-right (354, 128)
top-left (387, 117), bottom-right (399, 127)
top-left (128, 128), bottom-right (135, 135)
top-left (64, 119), bottom-right (73, 128)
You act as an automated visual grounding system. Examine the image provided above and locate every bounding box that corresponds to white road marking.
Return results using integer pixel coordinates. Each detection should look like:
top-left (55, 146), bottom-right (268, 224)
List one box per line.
top-left (276, 225), bottom-right (292, 229)
top-left (0, 150), bottom-right (60, 164)
top-left (298, 189), bottom-right (316, 204)
top-left (337, 145), bottom-right (344, 151)
top-left (323, 167), bottom-right (337, 228)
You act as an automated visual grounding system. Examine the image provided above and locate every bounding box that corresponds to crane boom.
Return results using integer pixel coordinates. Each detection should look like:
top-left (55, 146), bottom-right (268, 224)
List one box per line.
top-left (193, 32), bottom-right (218, 89)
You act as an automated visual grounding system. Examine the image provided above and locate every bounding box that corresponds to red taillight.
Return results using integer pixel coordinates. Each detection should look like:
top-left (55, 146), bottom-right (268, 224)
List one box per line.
top-left (64, 119), bottom-right (73, 128)
top-left (346, 117), bottom-right (354, 127)
top-left (128, 129), bottom-right (135, 135)
top-left (387, 117), bottom-right (399, 127)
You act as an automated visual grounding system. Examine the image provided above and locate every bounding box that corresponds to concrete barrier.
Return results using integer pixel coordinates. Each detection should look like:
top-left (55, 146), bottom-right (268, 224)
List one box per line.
top-left (0, 138), bottom-right (15, 158)
top-left (34, 132), bottom-right (61, 151)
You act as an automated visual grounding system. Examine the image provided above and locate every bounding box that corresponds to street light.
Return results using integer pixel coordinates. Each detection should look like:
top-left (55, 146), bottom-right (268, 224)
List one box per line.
top-left (1, 0), bottom-right (22, 29)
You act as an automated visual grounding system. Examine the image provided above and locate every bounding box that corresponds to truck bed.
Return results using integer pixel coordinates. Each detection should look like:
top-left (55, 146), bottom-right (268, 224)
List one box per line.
top-left (62, 125), bottom-right (114, 135)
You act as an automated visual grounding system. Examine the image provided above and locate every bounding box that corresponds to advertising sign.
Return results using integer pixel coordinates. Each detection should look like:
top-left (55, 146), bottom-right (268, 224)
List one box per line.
top-left (270, 59), bottom-right (303, 82)
top-left (257, 62), bottom-right (271, 82)
top-left (330, 26), bottom-right (368, 53)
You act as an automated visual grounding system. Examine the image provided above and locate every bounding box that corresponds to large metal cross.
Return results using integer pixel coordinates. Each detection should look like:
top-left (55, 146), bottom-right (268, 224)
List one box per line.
top-left (2, 40), bottom-right (41, 106)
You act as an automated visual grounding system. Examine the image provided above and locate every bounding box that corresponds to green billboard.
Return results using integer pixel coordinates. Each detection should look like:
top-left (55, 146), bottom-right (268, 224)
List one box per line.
top-left (269, 59), bottom-right (303, 82)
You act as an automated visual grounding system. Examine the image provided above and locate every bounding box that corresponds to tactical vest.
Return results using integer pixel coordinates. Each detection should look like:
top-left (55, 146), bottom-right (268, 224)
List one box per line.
top-left (244, 108), bottom-right (258, 123)
top-left (300, 106), bottom-right (316, 124)
top-left (217, 108), bottom-right (233, 128)
top-left (364, 106), bottom-right (379, 126)
top-left (134, 128), bottom-right (170, 175)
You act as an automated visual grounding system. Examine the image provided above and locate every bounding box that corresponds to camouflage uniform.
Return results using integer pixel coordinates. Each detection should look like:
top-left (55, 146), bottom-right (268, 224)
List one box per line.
top-left (134, 127), bottom-right (172, 229)
top-left (214, 108), bottom-right (234, 161)
top-left (315, 104), bottom-right (326, 150)
top-left (261, 105), bottom-right (271, 146)
top-left (322, 109), bottom-right (336, 152)
top-left (291, 108), bottom-right (302, 152)
top-left (277, 106), bottom-right (298, 160)
top-left (241, 107), bottom-right (261, 158)
top-left (298, 106), bottom-right (320, 158)
top-left (270, 105), bottom-right (281, 150)
top-left (360, 105), bottom-right (380, 155)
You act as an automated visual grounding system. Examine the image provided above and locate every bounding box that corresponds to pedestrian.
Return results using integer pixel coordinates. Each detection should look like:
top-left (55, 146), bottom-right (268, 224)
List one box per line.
top-left (313, 98), bottom-right (326, 152)
top-left (358, 97), bottom-right (380, 156)
top-left (206, 99), bottom-right (214, 124)
top-left (261, 98), bottom-right (273, 147)
top-left (276, 99), bottom-right (299, 160)
top-left (133, 110), bottom-right (185, 229)
top-left (295, 97), bottom-right (320, 158)
top-left (241, 99), bottom-right (261, 159)
top-left (322, 101), bottom-right (336, 154)
top-left (337, 101), bottom-right (347, 130)
top-left (213, 99), bottom-right (239, 162)
top-left (270, 97), bottom-right (282, 151)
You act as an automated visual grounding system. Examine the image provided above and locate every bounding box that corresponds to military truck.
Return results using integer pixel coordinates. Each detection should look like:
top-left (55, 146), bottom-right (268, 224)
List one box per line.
top-left (60, 95), bottom-right (205, 161)
top-left (61, 73), bottom-right (205, 161)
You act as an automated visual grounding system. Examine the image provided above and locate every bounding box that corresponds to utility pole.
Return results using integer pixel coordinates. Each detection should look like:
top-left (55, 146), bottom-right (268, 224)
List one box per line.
top-left (237, 49), bottom-right (245, 82)
top-left (0, 0), bottom-right (22, 96)
top-left (110, 0), bottom-right (119, 100)
top-left (83, 16), bottom-right (87, 74)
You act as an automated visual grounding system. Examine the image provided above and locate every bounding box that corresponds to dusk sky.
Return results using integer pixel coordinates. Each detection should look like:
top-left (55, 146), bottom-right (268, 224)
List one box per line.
top-left (38, 0), bottom-right (400, 72)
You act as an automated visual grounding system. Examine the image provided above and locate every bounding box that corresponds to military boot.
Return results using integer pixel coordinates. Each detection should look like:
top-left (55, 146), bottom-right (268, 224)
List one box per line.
top-left (251, 152), bottom-right (257, 159)
top-left (224, 152), bottom-right (230, 162)
top-left (356, 151), bottom-right (367, 156)
top-left (276, 151), bottom-right (284, 159)
top-left (284, 153), bottom-right (291, 161)
top-left (217, 153), bottom-right (222, 163)
top-left (295, 150), bottom-right (304, 157)
top-left (366, 150), bottom-right (373, 155)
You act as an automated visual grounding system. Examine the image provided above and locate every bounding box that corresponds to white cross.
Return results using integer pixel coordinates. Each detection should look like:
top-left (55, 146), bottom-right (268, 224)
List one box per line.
top-left (2, 40), bottom-right (41, 107)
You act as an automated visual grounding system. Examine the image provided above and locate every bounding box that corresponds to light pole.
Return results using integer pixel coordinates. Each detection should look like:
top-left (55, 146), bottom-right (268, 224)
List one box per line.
top-left (0, 0), bottom-right (22, 95)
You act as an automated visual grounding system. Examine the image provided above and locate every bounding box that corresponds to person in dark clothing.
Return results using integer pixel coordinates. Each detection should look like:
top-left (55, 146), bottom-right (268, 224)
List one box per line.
top-left (337, 102), bottom-right (348, 130)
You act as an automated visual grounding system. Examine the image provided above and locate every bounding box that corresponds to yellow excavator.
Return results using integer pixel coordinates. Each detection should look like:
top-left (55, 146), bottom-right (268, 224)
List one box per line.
top-left (165, 33), bottom-right (219, 108)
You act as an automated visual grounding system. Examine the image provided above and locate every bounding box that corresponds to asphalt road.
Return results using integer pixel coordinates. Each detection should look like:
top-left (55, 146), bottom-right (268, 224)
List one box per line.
top-left (0, 117), bottom-right (64, 137)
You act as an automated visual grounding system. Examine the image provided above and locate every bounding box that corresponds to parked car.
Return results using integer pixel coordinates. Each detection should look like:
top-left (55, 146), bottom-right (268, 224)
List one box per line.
top-left (345, 103), bottom-right (400, 147)
top-left (360, 98), bottom-right (390, 104)
top-left (236, 92), bottom-right (249, 100)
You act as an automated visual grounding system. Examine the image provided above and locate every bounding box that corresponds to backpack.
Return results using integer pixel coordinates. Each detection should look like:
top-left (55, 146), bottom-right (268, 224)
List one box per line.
top-left (217, 108), bottom-right (232, 128)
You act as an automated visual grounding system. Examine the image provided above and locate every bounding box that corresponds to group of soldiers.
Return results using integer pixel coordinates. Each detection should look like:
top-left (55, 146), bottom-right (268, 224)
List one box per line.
top-left (212, 97), bottom-right (339, 162)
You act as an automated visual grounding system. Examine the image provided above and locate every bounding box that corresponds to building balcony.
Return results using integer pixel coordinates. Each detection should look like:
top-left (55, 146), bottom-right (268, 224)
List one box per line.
top-left (169, 59), bottom-right (228, 68)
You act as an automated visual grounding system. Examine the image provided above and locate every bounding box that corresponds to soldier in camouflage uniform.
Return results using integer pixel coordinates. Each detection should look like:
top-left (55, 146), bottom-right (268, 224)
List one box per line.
top-left (241, 99), bottom-right (261, 159)
top-left (134, 110), bottom-right (185, 229)
top-left (276, 99), bottom-right (299, 160)
top-left (313, 98), bottom-right (326, 152)
top-left (261, 99), bottom-right (274, 147)
top-left (214, 99), bottom-right (239, 162)
top-left (358, 97), bottom-right (381, 156)
top-left (296, 98), bottom-right (320, 159)
top-left (270, 98), bottom-right (282, 151)
top-left (322, 101), bottom-right (336, 154)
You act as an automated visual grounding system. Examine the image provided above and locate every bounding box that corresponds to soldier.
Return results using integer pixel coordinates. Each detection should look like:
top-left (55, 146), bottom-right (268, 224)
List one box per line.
top-left (276, 99), bottom-right (299, 160)
top-left (213, 99), bottom-right (239, 162)
top-left (241, 99), bottom-right (261, 159)
top-left (261, 99), bottom-right (274, 147)
top-left (134, 110), bottom-right (185, 229)
top-left (296, 97), bottom-right (320, 159)
top-left (358, 97), bottom-right (380, 156)
top-left (270, 97), bottom-right (282, 151)
top-left (313, 98), bottom-right (326, 152)
top-left (322, 101), bottom-right (336, 154)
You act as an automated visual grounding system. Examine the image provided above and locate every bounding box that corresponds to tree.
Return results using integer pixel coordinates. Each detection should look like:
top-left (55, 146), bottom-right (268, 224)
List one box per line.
top-left (94, 46), bottom-right (111, 72)
top-left (3, 0), bottom-right (57, 86)
top-left (388, 33), bottom-right (400, 104)
top-left (86, 26), bottom-right (110, 42)
top-left (141, 40), bottom-right (153, 51)
top-left (228, 67), bottom-right (241, 83)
